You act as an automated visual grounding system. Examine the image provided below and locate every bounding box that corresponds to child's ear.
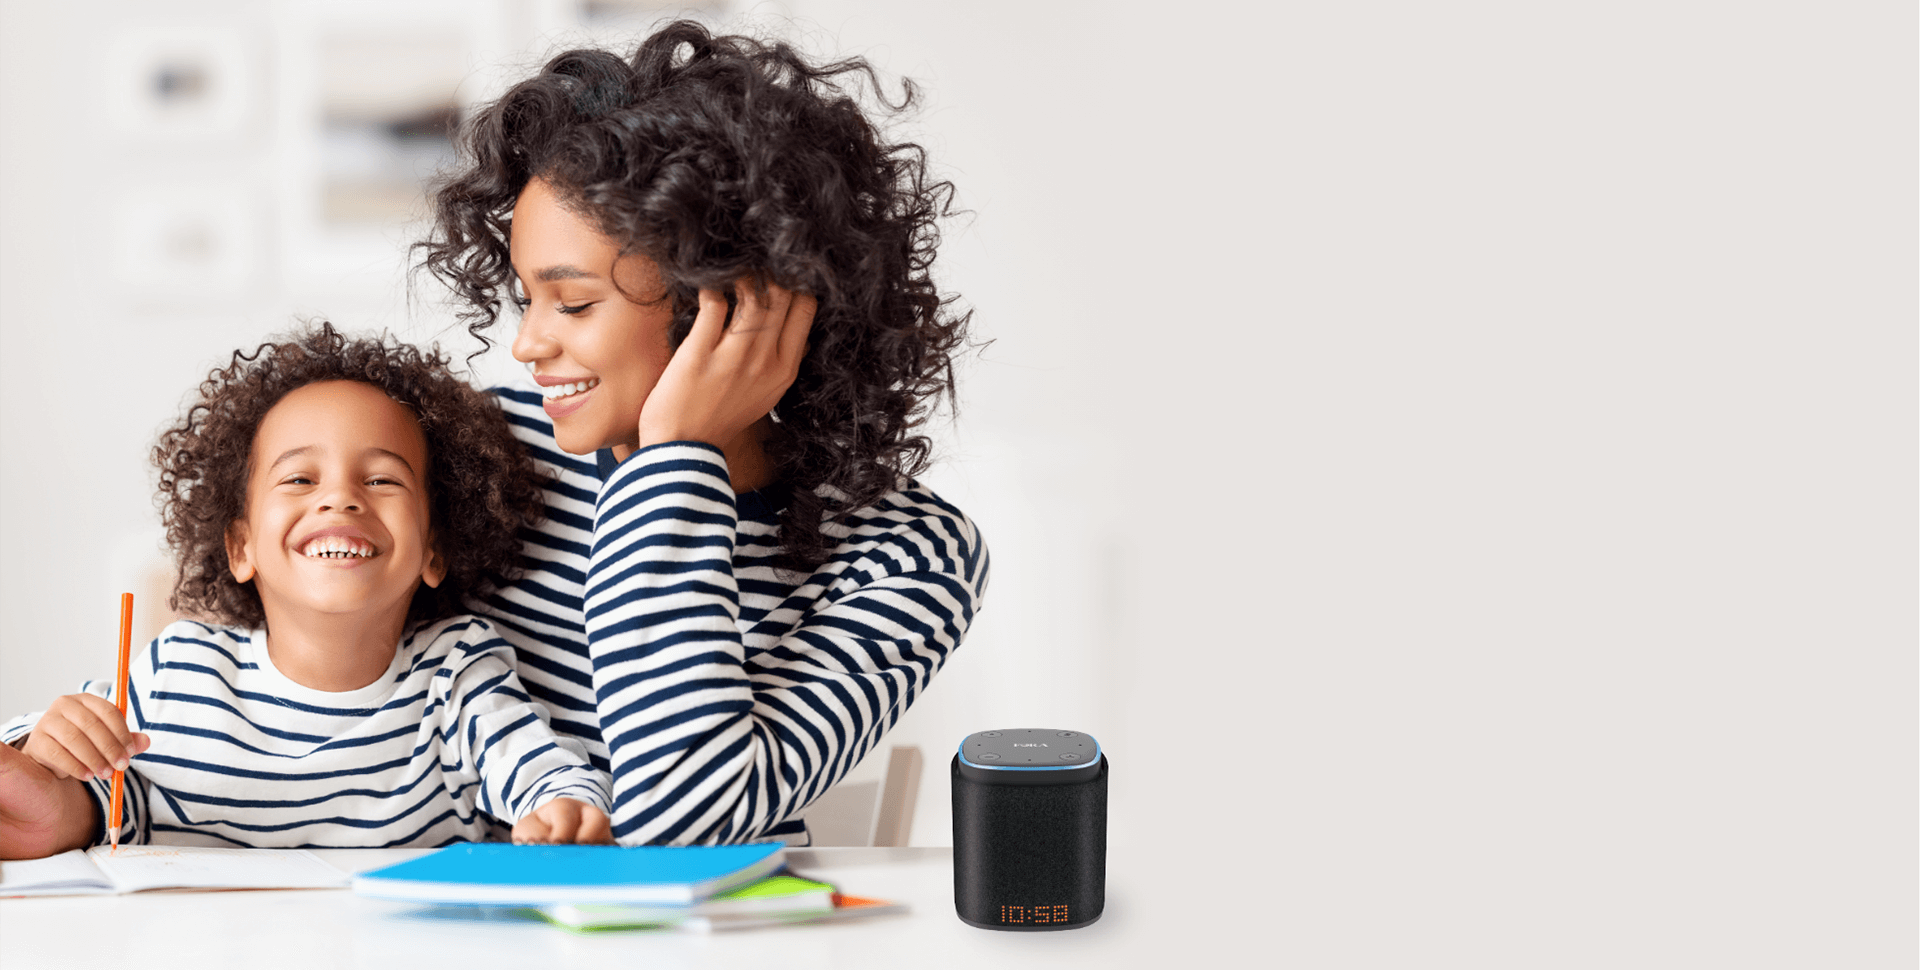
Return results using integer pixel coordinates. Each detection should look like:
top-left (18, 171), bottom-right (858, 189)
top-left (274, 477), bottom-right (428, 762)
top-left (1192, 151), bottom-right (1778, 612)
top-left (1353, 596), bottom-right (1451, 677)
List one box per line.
top-left (225, 521), bottom-right (256, 584)
top-left (421, 541), bottom-right (446, 589)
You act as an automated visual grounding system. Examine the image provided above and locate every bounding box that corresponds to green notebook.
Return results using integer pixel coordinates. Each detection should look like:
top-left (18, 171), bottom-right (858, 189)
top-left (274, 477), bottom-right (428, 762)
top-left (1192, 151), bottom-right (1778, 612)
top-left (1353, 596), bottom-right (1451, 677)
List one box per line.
top-left (539, 874), bottom-right (835, 930)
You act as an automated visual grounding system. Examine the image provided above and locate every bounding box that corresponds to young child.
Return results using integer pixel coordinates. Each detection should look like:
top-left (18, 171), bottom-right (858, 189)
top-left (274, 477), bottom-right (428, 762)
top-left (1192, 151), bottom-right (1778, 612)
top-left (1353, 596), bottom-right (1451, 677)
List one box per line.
top-left (0, 324), bottom-right (610, 858)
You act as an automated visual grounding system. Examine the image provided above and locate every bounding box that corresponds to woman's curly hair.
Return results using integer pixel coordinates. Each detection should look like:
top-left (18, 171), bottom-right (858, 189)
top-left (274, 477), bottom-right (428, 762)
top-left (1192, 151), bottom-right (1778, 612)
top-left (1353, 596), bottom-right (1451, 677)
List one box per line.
top-left (415, 20), bottom-right (969, 572)
top-left (155, 323), bottom-right (547, 629)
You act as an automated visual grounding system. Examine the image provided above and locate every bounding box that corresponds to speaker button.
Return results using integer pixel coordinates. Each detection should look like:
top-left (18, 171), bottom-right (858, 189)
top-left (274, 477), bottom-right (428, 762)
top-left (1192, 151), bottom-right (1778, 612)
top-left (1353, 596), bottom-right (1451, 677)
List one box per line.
top-left (1059, 753), bottom-right (1081, 761)
top-left (978, 752), bottom-right (1001, 761)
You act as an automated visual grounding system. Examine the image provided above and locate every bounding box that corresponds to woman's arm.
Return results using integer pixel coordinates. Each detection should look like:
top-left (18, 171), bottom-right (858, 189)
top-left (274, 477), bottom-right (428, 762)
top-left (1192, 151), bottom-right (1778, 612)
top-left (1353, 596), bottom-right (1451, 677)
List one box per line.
top-left (588, 442), bottom-right (982, 845)
top-left (0, 743), bottom-right (100, 858)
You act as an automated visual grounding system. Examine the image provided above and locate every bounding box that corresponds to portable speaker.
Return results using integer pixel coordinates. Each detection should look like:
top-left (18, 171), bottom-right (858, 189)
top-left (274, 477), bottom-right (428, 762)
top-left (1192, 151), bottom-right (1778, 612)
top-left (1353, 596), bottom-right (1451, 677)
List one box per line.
top-left (951, 728), bottom-right (1107, 930)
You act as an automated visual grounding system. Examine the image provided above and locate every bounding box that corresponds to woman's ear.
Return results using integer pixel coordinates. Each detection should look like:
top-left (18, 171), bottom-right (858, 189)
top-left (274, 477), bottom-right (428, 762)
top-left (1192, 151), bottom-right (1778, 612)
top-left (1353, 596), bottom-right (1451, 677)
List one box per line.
top-left (225, 521), bottom-right (255, 583)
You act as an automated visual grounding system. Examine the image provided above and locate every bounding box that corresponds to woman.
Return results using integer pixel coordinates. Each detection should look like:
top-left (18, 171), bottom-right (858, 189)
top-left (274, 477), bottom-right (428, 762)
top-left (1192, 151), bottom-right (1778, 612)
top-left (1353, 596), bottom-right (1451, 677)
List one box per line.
top-left (418, 21), bottom-right (986, 846)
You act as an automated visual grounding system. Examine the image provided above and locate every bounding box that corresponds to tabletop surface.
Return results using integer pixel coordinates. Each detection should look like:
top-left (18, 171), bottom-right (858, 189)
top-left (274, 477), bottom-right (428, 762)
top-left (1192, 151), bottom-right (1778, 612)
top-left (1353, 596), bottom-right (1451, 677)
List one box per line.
top-left (0, 846), bottom-right (1171, 970)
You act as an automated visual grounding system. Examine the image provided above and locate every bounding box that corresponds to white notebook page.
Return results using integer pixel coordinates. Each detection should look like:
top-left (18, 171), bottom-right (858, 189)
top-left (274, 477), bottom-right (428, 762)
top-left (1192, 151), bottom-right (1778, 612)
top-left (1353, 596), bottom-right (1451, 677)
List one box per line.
top-left (85, 845), bottom-right (348, 893)
top-left (0, 851), bottom-right (115, 896)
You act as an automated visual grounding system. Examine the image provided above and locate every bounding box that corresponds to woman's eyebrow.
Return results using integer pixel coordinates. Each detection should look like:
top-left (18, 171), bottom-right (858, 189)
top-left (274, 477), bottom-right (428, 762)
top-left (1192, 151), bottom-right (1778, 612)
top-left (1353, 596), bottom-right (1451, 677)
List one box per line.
top-left (535, 264), bottom-right (599, 282)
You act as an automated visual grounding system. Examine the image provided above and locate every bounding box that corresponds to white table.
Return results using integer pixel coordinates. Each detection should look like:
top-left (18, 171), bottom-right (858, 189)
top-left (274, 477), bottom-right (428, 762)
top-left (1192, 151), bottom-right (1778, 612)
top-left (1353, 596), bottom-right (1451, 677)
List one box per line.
top-left (0, 847), bottom-right (1175, 970)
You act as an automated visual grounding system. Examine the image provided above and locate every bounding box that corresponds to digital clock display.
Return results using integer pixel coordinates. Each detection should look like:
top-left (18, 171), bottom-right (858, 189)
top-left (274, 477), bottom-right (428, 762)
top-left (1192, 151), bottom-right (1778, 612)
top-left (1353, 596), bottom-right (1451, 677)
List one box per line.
top-left (999, 903), bottom-right (1070, 925)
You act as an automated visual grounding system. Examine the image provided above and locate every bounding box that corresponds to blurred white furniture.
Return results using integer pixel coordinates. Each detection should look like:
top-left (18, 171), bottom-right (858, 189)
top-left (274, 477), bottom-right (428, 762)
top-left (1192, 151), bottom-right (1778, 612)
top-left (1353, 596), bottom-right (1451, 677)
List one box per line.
top-left (794, 745), bottom-right (924, 847)
top-left (108, 532), bottom-right (185, 650)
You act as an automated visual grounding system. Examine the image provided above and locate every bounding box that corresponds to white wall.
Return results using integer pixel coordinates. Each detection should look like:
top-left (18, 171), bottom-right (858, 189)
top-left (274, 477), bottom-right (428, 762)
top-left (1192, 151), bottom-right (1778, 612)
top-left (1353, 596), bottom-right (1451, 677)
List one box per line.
top-left (1, 1), bottom-right (1912, 964)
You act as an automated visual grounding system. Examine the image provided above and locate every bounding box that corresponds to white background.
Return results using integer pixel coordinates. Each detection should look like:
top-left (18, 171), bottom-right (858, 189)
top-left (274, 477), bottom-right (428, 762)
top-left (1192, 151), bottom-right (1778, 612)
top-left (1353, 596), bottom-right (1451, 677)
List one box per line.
top-left (0, 1), bottom-right (1911, 965)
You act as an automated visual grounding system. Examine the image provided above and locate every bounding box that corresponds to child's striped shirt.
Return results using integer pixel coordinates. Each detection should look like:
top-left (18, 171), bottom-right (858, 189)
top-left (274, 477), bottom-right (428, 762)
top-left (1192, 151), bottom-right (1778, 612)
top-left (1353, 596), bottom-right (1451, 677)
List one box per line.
top-left (0, 615), bottom-right (609, 848)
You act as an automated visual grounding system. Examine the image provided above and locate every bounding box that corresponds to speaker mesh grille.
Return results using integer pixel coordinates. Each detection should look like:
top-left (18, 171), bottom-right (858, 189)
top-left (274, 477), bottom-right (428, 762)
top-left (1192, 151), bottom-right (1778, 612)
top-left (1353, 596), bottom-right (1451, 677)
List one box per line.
top-left (951, 755), bottom-right (1107, 929)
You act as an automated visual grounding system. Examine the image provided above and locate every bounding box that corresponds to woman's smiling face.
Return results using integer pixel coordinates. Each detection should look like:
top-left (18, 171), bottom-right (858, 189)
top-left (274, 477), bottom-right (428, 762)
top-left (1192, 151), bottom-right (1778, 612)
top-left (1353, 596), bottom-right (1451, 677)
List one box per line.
top-left (508, 177), bottom-right (677, 456)
top-left (225, 380), bottom-right (444, 627)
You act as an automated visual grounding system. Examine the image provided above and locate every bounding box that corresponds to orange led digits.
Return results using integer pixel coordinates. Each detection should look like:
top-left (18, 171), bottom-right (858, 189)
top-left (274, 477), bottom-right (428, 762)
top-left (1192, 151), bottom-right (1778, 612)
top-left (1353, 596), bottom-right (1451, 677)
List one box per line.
top-left (999, 903), bottom-right (1069, 924)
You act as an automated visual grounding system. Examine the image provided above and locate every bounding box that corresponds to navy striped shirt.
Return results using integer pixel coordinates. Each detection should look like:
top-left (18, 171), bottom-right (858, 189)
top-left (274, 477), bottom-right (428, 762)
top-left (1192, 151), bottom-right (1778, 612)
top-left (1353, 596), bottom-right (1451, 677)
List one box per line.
top-left (0, 616), bottom-right (609, 848)
top-left (478, 388), bottom-right (988, 845)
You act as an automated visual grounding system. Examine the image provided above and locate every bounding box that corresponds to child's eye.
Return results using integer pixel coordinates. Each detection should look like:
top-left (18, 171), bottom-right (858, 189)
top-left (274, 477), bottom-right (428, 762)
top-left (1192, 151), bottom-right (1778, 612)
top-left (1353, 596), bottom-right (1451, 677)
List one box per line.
top-left (511, 296), bottom-right (531, 311)
top-left (557, 302), bottom-right (594, 316)
top-left (281, 476), bottom-right (314, 486)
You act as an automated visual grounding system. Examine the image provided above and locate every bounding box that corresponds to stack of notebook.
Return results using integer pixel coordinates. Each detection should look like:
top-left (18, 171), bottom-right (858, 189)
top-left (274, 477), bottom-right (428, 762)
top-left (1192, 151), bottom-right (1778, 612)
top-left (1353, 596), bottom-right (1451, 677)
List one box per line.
top-left (352, 842), bottom-right (906, 933)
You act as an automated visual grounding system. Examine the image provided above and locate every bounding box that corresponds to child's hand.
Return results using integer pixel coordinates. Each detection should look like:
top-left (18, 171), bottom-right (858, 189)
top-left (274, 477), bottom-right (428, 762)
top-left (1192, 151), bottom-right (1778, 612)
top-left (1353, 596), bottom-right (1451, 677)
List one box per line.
top-left (21, 693), bottom-right (151, 782)
top-left (0, 740), bottom-right (99, 859)
top-left (512, 797), bottom-right (613, 845)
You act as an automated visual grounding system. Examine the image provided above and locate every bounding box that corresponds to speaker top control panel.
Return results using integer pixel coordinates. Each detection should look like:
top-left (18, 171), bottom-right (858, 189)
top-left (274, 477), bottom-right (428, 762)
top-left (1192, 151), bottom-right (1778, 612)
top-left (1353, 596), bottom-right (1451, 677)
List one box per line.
top-left (957, 728), bottom-right (1104, 785)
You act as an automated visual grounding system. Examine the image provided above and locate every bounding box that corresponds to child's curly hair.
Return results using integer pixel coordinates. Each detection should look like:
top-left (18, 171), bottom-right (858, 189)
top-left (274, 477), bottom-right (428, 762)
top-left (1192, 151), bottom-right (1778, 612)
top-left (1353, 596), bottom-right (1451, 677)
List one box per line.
top-left (155, 323), bottom-right (547, 629)
top-left (416, 20), bottom-right (970, 573)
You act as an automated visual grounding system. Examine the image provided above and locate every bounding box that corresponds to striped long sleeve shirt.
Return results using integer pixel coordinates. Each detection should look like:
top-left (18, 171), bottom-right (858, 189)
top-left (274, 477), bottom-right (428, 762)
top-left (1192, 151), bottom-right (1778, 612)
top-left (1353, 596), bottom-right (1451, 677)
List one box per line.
top-left (0, 615), bottom-right (609, 848)
top-left (477, 388), bottom-right (988, 845)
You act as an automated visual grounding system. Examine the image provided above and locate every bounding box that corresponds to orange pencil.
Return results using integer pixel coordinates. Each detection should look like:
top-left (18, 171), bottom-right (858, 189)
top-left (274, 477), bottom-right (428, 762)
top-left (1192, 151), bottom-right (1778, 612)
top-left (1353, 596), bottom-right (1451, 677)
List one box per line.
top-left (108, 593), bottom-right (133, 853)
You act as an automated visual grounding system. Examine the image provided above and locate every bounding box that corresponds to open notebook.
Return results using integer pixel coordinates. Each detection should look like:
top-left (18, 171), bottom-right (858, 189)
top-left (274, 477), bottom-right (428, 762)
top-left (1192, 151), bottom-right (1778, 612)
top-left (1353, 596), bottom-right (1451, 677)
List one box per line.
top-left (0, 846), bottom-right (348, 897)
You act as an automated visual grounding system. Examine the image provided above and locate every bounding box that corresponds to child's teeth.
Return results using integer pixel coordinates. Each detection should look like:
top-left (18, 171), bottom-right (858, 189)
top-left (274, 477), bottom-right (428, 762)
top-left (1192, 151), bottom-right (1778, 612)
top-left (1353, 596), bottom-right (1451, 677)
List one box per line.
top-left (305, 537), bottom-right (372, 558)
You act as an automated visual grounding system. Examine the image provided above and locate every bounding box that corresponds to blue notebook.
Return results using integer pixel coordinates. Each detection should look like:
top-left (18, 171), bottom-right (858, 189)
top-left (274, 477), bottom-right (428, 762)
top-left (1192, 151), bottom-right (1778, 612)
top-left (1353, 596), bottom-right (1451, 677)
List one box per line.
top-left (351, 842), bottom-right (786, 906)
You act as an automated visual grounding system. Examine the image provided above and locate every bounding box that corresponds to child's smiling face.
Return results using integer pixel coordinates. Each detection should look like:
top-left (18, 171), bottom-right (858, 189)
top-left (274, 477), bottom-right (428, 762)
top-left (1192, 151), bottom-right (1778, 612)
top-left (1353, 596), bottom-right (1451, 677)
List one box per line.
top-left (225, 380), bottom-right (445, 628)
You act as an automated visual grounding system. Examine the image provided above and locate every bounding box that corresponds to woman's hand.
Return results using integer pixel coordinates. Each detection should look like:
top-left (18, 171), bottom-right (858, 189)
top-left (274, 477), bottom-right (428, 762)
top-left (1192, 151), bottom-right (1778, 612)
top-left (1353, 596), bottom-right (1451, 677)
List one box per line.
top-left (637, 279), bottom-right (816, 451)
top-left (0, 741), bottom-right (99, 859)
top-left (512, 797), bottom-right (614, 845)
top-left (21, 693), bottom-right (150, 782)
